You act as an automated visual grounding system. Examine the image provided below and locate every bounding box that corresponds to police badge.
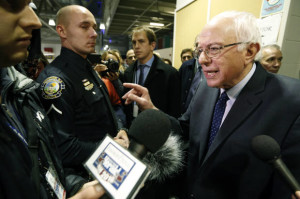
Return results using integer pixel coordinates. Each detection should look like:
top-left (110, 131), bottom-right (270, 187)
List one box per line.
top-left (41, 76), bottom-right (65, 99)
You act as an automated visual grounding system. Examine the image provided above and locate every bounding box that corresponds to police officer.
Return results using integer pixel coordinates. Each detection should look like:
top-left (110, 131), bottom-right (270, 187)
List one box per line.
top-left (36, 5), bottom-right (127, 178)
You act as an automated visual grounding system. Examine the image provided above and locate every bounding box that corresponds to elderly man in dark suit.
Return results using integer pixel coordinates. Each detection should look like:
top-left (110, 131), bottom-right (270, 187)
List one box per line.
top-left (123, 26), bottom-right (180, 124)
top-left (123, 11), bottom-right (300, 199)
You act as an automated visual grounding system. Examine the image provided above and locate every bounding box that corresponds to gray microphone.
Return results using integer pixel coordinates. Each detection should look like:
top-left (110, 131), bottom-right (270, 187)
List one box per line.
top-left (251, 135), bottom-right (300, 192)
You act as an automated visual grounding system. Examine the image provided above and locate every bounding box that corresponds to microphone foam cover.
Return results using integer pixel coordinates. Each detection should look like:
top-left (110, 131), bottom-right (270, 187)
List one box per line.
top-left (251, 135), bottom-right (281, 162)
top-left (128, 109), bottom-right (171, 153)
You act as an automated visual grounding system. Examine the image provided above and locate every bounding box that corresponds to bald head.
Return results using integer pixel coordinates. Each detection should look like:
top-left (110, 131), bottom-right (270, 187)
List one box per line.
top-left (55, 5), bottom-right (97, 58)
top-left (56, 5), bottom-right (92, 27)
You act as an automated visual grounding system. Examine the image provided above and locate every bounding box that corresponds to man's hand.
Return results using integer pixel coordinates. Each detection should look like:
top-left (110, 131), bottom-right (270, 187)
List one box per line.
top-left (122, 83), bottom-right (158, 111)
top-left (69, 180), bottom-right (105, 199)
top-left (114, 130), bottom-right (129, 148)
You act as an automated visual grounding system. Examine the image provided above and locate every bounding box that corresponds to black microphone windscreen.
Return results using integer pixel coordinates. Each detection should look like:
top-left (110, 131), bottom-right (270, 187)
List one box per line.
top-left (128, 109), bottom-right (171, 153)
top-left (251, 135), bottom-right (281, 162)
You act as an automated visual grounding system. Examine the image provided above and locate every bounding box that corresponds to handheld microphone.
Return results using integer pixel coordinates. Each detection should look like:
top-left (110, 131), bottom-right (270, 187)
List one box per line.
top-left (251, 135), bottom-right (300, 192)
top-left (84, 109), bottom-right (183, 198)
top-left (128, 109), bottom-right (183, 182)
top-left (128, 109), bottom-right (171, 158)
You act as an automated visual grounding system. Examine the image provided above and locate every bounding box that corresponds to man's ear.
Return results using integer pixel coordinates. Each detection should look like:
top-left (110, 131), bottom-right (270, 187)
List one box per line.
top-left (151, 41), bottom-right (156, 51)
top-left (245, 43), bottom-right (260, 65)
top-left (56, 25), bottom-right (66, 39)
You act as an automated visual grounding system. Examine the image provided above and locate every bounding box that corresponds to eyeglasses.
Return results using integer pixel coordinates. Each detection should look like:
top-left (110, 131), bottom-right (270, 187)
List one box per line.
top-left (194, 42), bottom-right (247, 59)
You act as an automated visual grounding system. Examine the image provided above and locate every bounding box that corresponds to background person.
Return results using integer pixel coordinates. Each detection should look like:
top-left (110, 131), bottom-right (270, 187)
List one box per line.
top-left (123, 26), bottom-right (180, 124)
top-left (257, 44), bottom-right (283, 73)
top-left (125, 49), bottom-right (136, 67)
top-left (123, 25), bottom-right (181, 198)
top-left (180, 48), bottom-right (193, 63)
top-left (179, 35), bottom-right (202, 115)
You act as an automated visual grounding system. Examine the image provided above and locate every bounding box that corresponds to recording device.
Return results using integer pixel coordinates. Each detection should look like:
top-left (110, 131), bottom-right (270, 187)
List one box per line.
top-left (84, 109), bottom-right (179, 198)
top-left (87, 53), bottom-right (119, 77)
top-left (251, 135), bottom-right (300, 192)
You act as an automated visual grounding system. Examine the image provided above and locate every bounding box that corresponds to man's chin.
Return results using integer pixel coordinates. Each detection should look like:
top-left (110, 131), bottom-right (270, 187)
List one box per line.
top-left (4, 52), bottom-right (27, 67)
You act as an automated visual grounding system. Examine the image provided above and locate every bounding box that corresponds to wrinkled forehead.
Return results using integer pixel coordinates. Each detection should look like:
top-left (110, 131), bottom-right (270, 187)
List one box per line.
top-left (198, 18), bottom-right (237, 46)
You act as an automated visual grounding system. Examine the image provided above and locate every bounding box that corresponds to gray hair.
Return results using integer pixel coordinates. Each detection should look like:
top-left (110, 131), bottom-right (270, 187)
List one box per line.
top-left (256, 44), bottom-right (281, 61)
top-left (208, 11), bottom-right (262, 52)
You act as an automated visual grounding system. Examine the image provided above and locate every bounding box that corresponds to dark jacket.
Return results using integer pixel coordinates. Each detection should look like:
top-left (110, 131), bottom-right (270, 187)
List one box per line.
top-left (123, 54), bottom-right (181, 124)
top-left (0, 67), bottom-right (85, 198)
top-left (36, 47), bottom-right (119, 174)
top-left (178, 58), bottom-right (197, 114)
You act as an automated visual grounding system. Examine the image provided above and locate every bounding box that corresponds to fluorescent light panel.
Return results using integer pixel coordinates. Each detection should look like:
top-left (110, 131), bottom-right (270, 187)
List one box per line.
top-left (48, 19), bottom-right (55, 26)
top-left (100, 23), bottom-right (105, 30)
top-left (150, 22), bottom-right (164, 27)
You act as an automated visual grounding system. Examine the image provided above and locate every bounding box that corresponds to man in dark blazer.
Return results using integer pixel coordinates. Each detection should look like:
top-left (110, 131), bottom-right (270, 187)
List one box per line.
top-left (123, 26), bottom-right (180, 125)
top-left (179, 58), bottom-right (203, 115)
top-left (122, 11), bottom-right (300, 199)
top-left (123, 26), bottom-right (180, 198)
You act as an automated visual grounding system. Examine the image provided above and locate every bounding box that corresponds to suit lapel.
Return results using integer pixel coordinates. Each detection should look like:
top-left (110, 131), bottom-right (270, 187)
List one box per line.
top-left (143, 55), bottom-right (160, 86)
top-left (187, 72), bottom-right (219, 165)
top-left (201, 63), bottom-right (267, 165)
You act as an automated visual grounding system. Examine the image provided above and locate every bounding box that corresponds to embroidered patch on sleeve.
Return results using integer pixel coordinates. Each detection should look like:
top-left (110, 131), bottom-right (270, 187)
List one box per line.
top-left (41, 76), bottom-right (66, 99)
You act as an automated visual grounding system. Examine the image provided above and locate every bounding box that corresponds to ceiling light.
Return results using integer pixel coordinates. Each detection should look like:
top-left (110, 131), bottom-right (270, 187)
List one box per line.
top-left (48, 19), bottom-right (55, 26)
top-left (150, 22), bottom-right (164, 27)
top-left (100, 23), bottom-right (105, 30)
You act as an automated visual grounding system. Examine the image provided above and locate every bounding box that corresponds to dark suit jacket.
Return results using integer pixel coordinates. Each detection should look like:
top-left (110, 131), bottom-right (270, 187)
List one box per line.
top-left (179, 58), bottom-right (196, 114)
top-left (123, 54), bottom-right (181, 122)
top-left (180, 62), bottom-right (300, 199)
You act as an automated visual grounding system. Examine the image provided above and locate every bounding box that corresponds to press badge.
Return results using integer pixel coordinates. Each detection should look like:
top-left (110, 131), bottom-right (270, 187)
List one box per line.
top-left (45, 168), bottom-right (66, 199)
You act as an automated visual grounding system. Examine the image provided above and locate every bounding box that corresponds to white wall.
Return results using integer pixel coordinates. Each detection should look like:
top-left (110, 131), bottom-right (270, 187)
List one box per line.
top-left (278, 0), bottom-right (300, 78)
top-left (154, 47), bottom-right (173, 63)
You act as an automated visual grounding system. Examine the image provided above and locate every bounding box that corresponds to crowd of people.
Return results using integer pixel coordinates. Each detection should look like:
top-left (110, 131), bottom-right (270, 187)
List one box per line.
top-left (1, 1), bottom-right (299, 199)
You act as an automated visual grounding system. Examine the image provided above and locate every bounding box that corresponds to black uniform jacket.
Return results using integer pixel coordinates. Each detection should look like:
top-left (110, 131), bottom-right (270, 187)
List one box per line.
top-left (36, 47), bottom-right (118, 168)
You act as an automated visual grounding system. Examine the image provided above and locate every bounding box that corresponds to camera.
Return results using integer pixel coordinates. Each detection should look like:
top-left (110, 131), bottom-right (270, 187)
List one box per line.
top-left (88, 54), bottom-right (119, 77)
top-left (101, 58), bottom-right (120, 75)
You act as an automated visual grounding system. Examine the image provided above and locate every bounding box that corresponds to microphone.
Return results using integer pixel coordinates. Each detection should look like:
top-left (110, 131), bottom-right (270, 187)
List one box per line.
top-left (128, 109), bottom-right (183, 182)
top-left (84, 109), bottom-right (183, 198)
top-left (128, 109), bottom-right (171, 158)
top-left (251, 135), bottom-right (300, 192)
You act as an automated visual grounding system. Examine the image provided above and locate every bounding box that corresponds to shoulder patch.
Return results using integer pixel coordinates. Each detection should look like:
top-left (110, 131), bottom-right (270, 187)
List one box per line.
top-left (41, 76), bottom-right (65, 99)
